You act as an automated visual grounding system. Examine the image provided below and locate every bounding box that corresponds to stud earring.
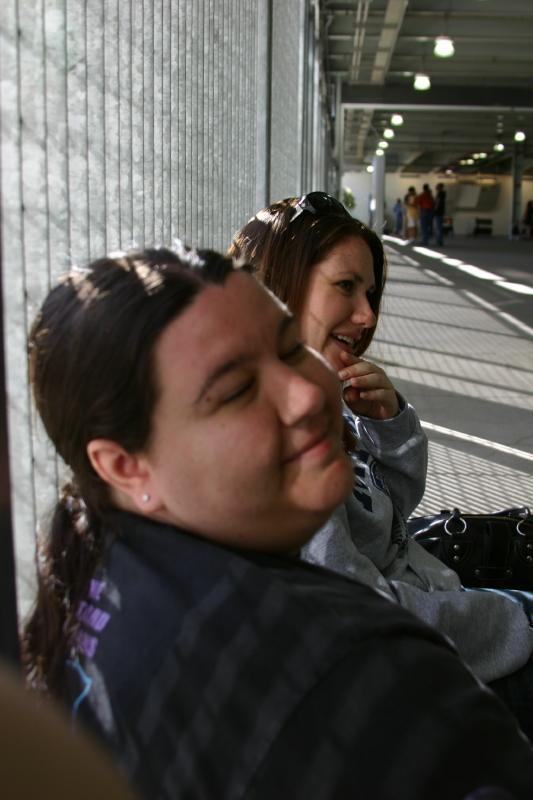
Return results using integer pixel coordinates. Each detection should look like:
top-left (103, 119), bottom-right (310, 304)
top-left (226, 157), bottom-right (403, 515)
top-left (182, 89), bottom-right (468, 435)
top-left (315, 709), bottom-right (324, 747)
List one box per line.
top-left (141, 493), bottom-right (151, 503)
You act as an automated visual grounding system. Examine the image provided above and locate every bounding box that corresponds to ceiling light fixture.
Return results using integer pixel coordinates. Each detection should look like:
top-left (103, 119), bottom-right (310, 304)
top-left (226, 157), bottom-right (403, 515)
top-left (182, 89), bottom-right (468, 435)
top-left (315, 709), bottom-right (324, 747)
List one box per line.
top-left (378, 140), bottom-right (389, 148)
top-left (478, 152), bottom-right (487, 159)
top-left (383, 128), bottom-right (395, 139)
top-left (434, 36), bottom-right (455, 58)
top-left (413, 73), bottom-right (431, 91)
top-left (514, 130), bottom-right (526, 142)
top-left (494, 142), bottom-right (505, 152)
top-left (391, 113), bottom-right (403, 126)
top-left (375, 148), bottom-right (384, 156)
top-left (366, 164), bottom-right (374, 173)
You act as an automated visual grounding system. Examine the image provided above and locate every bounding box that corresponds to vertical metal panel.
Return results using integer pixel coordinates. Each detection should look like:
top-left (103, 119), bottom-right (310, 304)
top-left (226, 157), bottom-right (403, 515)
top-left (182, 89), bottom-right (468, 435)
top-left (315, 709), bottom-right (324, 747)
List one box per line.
top-left (104, 0), bottom-right (120, 250)
top-left (162, 0), bottom-right (172, 245)
top-left (255, 0), bottom-right (271, 210)
top-left (45, 0), bottom-right (71, 275)
top-left (170, 0), bottom-right (179, 242)
top-left (131, 0), bottom-right (145, 247)
top-left (143, 0), bottom-right (155, 245)
top-left (66, 2), bottom-right (90, 263)
top-left (119, 0), bottom-right (134, 246)
top-left (176, 0), bottom-right (187, 240)
top-left (86, 0), bottom-right (106, 254)
top-left (270, 0), bottom-right (302, 200)
top-left (153, 0), bottom-right (164, 245)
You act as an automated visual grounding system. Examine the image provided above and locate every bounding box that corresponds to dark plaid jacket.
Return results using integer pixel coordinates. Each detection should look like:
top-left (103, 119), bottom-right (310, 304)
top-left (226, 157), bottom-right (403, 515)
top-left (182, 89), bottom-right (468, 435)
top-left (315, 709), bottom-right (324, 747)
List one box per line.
top-left (66, 510), bottom-right (533, 800)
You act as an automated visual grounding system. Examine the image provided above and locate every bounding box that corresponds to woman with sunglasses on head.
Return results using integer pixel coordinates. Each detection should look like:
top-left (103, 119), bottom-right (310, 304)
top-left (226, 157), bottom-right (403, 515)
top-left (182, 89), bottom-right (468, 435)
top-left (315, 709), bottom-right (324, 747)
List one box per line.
top-left (230, 194), bottom-right (533, 727)
top-left (21, 245), bottom-right (533, 799)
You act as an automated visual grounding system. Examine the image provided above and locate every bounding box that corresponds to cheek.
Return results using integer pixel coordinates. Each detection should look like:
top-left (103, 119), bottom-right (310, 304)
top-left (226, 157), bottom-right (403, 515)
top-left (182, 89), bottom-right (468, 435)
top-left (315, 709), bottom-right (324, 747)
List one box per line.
top-left (304, 357), bottom-right (342, 417)
top-left (188, 416), bottom-right (281, 492)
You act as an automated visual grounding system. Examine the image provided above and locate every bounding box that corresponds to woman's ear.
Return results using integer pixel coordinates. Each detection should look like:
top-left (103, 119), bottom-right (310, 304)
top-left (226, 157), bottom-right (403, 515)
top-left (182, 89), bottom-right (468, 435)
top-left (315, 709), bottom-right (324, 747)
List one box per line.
top-left (86, 439), bottom-right (162, 514)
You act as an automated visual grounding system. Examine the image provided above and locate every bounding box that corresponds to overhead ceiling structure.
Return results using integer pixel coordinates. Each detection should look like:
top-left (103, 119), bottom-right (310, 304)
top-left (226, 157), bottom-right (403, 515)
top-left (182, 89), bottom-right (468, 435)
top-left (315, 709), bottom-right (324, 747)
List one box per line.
top-left (321, 0), bottom-right (533, 176)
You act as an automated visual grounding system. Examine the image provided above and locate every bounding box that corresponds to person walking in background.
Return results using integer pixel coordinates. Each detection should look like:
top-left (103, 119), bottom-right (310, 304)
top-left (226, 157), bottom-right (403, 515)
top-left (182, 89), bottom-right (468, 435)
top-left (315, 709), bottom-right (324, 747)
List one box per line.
top-left (404, 186), bottom-right (418, 243)
top-left (393, 197), bottom-right (403, 236)
top-left (434, 183), bottom-right (447, 246)
top-left (417, 183), bottom-right (435, 246)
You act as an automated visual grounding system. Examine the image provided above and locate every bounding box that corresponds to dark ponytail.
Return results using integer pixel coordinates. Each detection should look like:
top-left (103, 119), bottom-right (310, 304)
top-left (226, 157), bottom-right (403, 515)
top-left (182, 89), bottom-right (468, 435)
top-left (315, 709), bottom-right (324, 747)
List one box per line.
top-left (23, 481), bottom-right (103, 695)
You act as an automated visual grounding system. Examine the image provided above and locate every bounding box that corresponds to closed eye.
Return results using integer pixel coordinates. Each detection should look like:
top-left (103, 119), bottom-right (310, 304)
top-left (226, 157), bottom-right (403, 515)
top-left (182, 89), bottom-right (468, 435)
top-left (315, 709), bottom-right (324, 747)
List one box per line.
top-left (221, 379), bottom-right (255, 404)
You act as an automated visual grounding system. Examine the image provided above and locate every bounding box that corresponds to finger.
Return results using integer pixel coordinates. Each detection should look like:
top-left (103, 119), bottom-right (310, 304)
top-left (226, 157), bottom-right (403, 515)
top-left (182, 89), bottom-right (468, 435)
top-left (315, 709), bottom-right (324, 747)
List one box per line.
top-left (338, 361), bottom-right (382, 381)
top-left (342, 373), bottom-right (393, 393)
top-left (338, 350), bottom-right (362, 366)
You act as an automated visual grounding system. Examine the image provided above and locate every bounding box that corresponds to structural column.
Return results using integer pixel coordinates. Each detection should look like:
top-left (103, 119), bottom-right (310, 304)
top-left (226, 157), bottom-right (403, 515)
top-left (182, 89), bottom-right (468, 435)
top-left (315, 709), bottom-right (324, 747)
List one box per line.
top-left (509, 143), bottom-right (525, 238)
top-left (371, 152), bottom-right (385, 234)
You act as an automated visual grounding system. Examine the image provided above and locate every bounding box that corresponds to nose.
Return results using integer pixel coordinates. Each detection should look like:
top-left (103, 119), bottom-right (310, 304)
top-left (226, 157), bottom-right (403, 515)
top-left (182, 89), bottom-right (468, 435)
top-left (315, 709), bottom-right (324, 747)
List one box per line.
top-left (351, 294), bottom-right (376, 329)
top-left (269, 362), bottom-right (326, 427)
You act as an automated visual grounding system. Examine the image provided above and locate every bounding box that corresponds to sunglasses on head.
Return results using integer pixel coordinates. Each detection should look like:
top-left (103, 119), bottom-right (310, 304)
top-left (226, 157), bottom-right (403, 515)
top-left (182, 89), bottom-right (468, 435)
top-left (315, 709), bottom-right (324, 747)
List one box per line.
top-left (290, 191), bottom-right (352, 223)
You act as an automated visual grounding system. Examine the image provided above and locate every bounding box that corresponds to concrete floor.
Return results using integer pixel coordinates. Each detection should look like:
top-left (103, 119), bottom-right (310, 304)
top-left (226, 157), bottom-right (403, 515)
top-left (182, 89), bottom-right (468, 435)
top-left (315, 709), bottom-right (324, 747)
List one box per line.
top-left (371, 236), bottom-right (533, 515)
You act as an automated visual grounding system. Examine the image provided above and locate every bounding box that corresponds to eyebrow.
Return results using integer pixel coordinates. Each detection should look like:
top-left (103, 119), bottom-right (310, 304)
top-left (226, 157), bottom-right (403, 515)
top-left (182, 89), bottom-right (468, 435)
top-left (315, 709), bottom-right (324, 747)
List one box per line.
top-left (194, 313), bottom-right (296, 404)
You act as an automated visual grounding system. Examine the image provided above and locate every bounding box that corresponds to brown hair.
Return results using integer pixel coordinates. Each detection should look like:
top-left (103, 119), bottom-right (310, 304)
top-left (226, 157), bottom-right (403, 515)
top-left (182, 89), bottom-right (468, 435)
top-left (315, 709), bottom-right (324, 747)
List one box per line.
top-left (229, 197), bottom-right (387, 356)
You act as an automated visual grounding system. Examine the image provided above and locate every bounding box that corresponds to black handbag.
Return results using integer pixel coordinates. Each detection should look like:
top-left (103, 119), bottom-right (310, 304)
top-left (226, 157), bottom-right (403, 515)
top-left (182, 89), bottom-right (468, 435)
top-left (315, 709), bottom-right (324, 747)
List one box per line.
top-left (407, 507), bottom-right (533, 589)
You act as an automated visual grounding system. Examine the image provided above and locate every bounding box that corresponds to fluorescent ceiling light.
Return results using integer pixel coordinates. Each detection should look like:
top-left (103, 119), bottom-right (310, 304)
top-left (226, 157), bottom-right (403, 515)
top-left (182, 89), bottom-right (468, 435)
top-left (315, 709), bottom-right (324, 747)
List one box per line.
top-left (383, 128), bottom-right (395, 139)
top-left (514, 130), bottom-right (526, 142)
top-left (390, 114), bottom-right (403, 126)
top-left (434, 36), bottom-right (455, 58)
top-left (413, 73), bottom-right (431, 91)
top-left (494, 142), bottom-right (505, 152)
top-left (366, 164), bottom-right (374, 173)
top-left (375, 148), bottom-right (384, 156)
top-left (378, 140), bottom-right (388, 148)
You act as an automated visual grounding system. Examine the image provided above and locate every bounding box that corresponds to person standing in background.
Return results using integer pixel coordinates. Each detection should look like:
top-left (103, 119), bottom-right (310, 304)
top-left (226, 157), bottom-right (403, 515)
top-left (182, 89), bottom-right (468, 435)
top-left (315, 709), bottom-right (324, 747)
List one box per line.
top-left (404, 186), bottom-right (418, 243)
top-left (393, 198), bottom-right (403, 236)
top-left (434, 183), bottom-right (447, 246)
top-left (523, 200), bottom-right (533, 240)
top-left (417, 184), bottom-right (435, 246)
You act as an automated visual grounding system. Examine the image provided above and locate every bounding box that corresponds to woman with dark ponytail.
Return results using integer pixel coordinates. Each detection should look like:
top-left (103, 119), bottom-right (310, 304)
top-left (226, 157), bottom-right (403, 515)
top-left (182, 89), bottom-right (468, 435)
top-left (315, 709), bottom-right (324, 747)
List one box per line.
top-left (22, 245), bottom-right (533, 800)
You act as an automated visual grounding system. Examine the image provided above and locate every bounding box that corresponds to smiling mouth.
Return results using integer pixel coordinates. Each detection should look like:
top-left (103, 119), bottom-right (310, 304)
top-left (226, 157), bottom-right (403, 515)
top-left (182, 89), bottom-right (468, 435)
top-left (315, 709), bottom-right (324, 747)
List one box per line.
top-left (284, 430), bottom-right (335, 464)
top-left (331, 333), bottom-right (358, 352)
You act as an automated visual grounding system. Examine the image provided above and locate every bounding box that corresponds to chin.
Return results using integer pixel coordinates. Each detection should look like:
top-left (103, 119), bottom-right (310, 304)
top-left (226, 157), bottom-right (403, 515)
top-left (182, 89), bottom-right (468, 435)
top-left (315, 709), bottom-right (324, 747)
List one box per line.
top-left (307, 455), bottom-right (353, 515)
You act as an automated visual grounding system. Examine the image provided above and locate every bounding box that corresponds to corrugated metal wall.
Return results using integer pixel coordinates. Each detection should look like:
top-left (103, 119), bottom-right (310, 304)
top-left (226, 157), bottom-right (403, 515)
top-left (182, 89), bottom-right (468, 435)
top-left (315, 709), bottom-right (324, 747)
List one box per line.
top-left (0, 0), bottom-right (333, 619)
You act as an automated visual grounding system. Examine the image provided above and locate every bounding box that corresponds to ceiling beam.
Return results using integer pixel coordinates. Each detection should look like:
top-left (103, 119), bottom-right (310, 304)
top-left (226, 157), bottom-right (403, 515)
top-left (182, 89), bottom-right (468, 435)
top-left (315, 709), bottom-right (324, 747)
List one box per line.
top-left (341, 83), bottom-right (533, 110)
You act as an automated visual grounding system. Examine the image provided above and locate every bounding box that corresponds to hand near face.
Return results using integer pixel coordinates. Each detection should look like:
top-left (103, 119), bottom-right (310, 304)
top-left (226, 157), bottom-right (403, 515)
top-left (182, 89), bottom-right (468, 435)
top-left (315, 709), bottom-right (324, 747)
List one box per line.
top-left (338, 350), bottom-right (399, 420)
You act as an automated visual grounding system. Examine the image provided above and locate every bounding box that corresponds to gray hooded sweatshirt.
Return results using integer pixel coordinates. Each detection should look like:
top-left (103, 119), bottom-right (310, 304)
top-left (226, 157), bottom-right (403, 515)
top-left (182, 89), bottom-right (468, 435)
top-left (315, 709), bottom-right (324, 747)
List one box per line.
top-left (301, 399), bottom-right (533, 684)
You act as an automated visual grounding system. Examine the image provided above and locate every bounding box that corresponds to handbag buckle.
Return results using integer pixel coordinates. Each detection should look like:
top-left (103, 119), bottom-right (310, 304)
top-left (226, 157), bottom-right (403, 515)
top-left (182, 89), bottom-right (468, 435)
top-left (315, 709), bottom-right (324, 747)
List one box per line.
top-left (516, 508), bottom-right (533, 537)
top-left (444, 509), bottom-right (467, 536)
